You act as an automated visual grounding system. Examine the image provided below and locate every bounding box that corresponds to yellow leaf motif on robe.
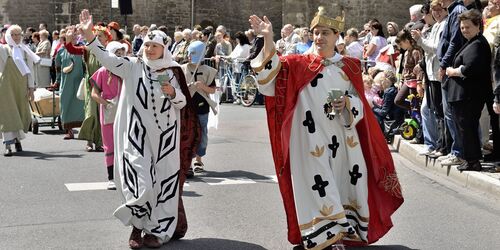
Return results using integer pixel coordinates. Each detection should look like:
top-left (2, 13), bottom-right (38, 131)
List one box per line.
top-left (320, 204), bottom-right (334, 216)
top-left (310, 145), bottom-right (325, 157)
top-left (346, 136), bottom-right (359, 148)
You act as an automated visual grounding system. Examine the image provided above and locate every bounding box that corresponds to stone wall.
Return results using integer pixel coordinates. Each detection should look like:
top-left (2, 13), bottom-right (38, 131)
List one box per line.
top-left (0, 0), bottom-right (422, 37)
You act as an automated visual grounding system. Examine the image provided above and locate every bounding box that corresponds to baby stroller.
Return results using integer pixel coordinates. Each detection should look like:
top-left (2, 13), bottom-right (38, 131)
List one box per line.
top-left (400, 81), bottom-right (422, 141)
top-left (29, 88), bottom-right (62, 134)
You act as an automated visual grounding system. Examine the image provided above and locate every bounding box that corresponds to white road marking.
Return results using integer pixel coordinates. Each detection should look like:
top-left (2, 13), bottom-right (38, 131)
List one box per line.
top-left (202, 177), bottom-right (257, 186)
top-left (65, 182), bottom-right (108, 191)
top-left (265, 175), bottom-right (278, 183)
top-left (66, 182), bottom-right (190, 191)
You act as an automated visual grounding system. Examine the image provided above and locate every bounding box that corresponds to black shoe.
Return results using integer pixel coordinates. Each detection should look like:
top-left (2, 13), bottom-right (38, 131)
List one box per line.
top-left (186, 167), bottom-right (194, 179)
top-left (457, 161), bottom-right (482, 172)
top-left (14, 142), bottom-right (22, 152)
top-left (3, 149), bottom-right (13, 157)
top-left (483, 153), bottom-right (500, 162)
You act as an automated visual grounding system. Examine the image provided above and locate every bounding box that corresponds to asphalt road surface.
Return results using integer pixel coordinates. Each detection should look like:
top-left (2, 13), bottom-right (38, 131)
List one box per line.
top-left (1, 104), bottom-right (499, 250)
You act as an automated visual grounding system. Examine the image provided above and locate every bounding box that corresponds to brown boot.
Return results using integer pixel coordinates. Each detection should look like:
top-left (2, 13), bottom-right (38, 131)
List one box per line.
top-left (128, 227), bottom-right (143, 249)
top-left (143, 234), bottom-right (161, 248)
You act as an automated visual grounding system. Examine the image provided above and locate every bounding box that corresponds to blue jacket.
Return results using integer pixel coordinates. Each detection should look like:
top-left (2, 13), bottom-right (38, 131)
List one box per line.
top-left (437, 0), bottom-right (466, 69)
top-left (372, 86), bottom-right (404, 119)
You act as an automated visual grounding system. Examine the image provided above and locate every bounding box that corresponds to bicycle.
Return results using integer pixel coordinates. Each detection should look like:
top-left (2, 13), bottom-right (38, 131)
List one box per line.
top-left (219, 57), bottom-right (258, 107)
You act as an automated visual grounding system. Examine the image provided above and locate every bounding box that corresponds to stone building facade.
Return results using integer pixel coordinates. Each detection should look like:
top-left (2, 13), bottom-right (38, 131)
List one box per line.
top-left (1, 0), bottom-right (422, 37)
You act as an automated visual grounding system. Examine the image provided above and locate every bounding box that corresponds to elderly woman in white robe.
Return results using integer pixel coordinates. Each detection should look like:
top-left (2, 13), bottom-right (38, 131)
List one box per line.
top-left (78, 9), bottom-right (200, 249)
top-left (0, 25), bottom-right (39, 156)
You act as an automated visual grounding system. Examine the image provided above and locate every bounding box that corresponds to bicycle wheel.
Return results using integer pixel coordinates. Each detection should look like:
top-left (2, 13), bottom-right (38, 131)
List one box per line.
top-left (239, 75), bottom-right (258, 107)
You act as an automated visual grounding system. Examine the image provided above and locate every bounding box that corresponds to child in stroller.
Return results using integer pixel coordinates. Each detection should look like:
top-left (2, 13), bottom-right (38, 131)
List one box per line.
top-left (372, 70), bottom-right (406, 144)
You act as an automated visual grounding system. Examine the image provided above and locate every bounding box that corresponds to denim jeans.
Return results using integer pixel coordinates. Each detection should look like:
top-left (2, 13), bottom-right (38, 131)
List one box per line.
top-left (441, 87), bottom-right (463, 157)
top-left (421, 95), bottom-right (439, 151)
top-left (196, 113), bottom-right (209, 157)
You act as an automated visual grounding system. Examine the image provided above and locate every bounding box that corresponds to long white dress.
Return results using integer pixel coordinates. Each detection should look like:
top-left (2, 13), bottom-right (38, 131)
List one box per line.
top-left (253, 50), bottom-right (370, 249)
top-left (87, 38), bottom-right (186, 242)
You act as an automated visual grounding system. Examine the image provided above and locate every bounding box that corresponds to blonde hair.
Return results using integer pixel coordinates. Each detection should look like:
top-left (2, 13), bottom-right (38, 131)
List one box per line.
top-left (430, 0), bottom-right (441, 7)
top-left (39, 29), bottom-right (49, 39)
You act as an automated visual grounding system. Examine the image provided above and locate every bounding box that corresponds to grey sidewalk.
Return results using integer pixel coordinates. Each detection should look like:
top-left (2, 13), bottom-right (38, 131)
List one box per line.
top-left (392, 135), bottom-right (500, 197)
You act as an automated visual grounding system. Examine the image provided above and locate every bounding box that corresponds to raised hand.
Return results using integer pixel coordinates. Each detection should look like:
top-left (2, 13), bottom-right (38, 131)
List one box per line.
top-left (79, 9), bottom-right (95, 42)
top-left (249, 15), bottom-right (273, 38)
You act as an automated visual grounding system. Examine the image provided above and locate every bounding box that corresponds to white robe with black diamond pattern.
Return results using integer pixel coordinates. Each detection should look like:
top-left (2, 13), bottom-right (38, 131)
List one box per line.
top-left (253, 51), bottom-right (370, 249)
top-left (88, 39), bottom-right (185, 243)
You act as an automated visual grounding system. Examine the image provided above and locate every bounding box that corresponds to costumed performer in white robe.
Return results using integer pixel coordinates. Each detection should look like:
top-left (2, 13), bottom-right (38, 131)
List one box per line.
top-left (249, 6), bottom-right (404, 250)
top-left (78, 9), bottom-right (200, 249)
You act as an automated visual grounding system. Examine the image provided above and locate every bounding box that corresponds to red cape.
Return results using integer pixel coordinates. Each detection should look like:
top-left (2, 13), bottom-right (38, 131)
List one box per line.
top-left (264, 54), bottom-right (404, 246)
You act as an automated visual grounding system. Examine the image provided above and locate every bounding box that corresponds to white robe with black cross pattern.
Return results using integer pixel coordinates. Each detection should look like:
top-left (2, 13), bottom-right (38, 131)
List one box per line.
top-left (87, 38), bottom-right (186, 243)
top-left (252, 50), bottom-right (370, 249)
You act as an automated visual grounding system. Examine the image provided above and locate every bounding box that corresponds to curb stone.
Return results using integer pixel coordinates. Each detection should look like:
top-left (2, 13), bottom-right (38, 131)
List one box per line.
top-left (392, 135), bottom-right (500, 197)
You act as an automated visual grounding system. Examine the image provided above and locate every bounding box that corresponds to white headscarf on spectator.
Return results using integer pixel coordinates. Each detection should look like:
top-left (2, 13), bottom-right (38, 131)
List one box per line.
top-left (5, 25), bottom-right (40, 76)
top-left (141, 30), bottom-right (179, 71)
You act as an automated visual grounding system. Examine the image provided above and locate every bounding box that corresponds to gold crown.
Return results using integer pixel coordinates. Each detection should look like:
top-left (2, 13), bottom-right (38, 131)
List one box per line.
top-left (310, 6), bottom-right (345, 32)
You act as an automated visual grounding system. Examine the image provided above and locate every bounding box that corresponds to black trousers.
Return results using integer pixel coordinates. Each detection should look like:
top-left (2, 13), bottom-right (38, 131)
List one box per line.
top-left (485, 99), bottom-right (500, 160)
top-left (449, 100), bottom-right (485, 162)
top-left (429, 81), bottom-right (448, 153)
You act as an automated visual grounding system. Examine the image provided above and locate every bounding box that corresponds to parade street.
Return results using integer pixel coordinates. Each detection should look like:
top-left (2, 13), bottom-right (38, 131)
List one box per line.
top-left (1, 104), bottom-right (499, 250)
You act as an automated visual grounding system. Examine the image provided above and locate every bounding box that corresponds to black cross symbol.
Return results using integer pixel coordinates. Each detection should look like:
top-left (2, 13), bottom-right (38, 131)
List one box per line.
top-left (311, 175), bottom-right (329, 197)
top-left (302, 110), bottom-right (316, 134)
top-left (347, 227), bottom-right (356, 235)
top-left (349, 164), bottom-right (363, 185)
top-left (265, 60), bottom-right (273, 70)
top-left (344, 90), bottom-right (352, 98)
top-left (193, 71), bottom-right (203, 81)
top-left (351, 107), bottom-right (359, 118)
top-left (306, 240), bottom-right (317, 249)
top-left (310, 73), bottom-right (323, 87)
top-left (326, 231), bottom-right (336, 240)
top-left (328, 135), bottom-right (340, 158)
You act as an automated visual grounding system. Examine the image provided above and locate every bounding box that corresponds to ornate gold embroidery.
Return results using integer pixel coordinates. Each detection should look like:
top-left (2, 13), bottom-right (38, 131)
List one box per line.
top-left (257, 60), bottom-right (281, 85)
top-left (253, 48), bottom-right (277, 73)
top-left (310, 145), bottom-right (325, 157)
top-left (346, 136), bottom-right (359, 148)
top-left (299, 212), bottom-right (346, 230)
top-left (381, 168), bottom-right (403, 199)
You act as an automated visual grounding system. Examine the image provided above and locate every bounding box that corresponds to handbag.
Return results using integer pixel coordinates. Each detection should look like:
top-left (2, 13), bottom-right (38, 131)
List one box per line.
top-left (76, 77), bottom-right (86, 100)
top-left (103, 96), bottom-right (119, 125)
top-left (102, 73), bottom-right (122, 125)
top-left (39, 58), bottom-right (52, 67)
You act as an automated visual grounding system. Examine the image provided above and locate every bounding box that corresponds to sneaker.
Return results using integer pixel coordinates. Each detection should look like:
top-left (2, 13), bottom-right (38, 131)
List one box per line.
top-left (441, 155), bottom-right (466, 166)
top-left (3, 148), bottom-right (13, 157)
top-left (418, 148), bottom-right (433, 155)
top-left (193, 162), bottom-right (204, 173)
top-left (437, 153), bottom-right (452, 162)
top-left (107, 180), bottom-right (116, 190)
top-left (430, 151), bottom-right (444, 158)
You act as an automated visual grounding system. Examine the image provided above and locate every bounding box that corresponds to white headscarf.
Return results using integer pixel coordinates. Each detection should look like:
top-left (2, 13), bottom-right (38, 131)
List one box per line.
top-left (5, 25), bottom-right (40, 76)
top-left (141, 30), bottom-right (179, 71)
top-left (106, 41), bottom-right (128, 54)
